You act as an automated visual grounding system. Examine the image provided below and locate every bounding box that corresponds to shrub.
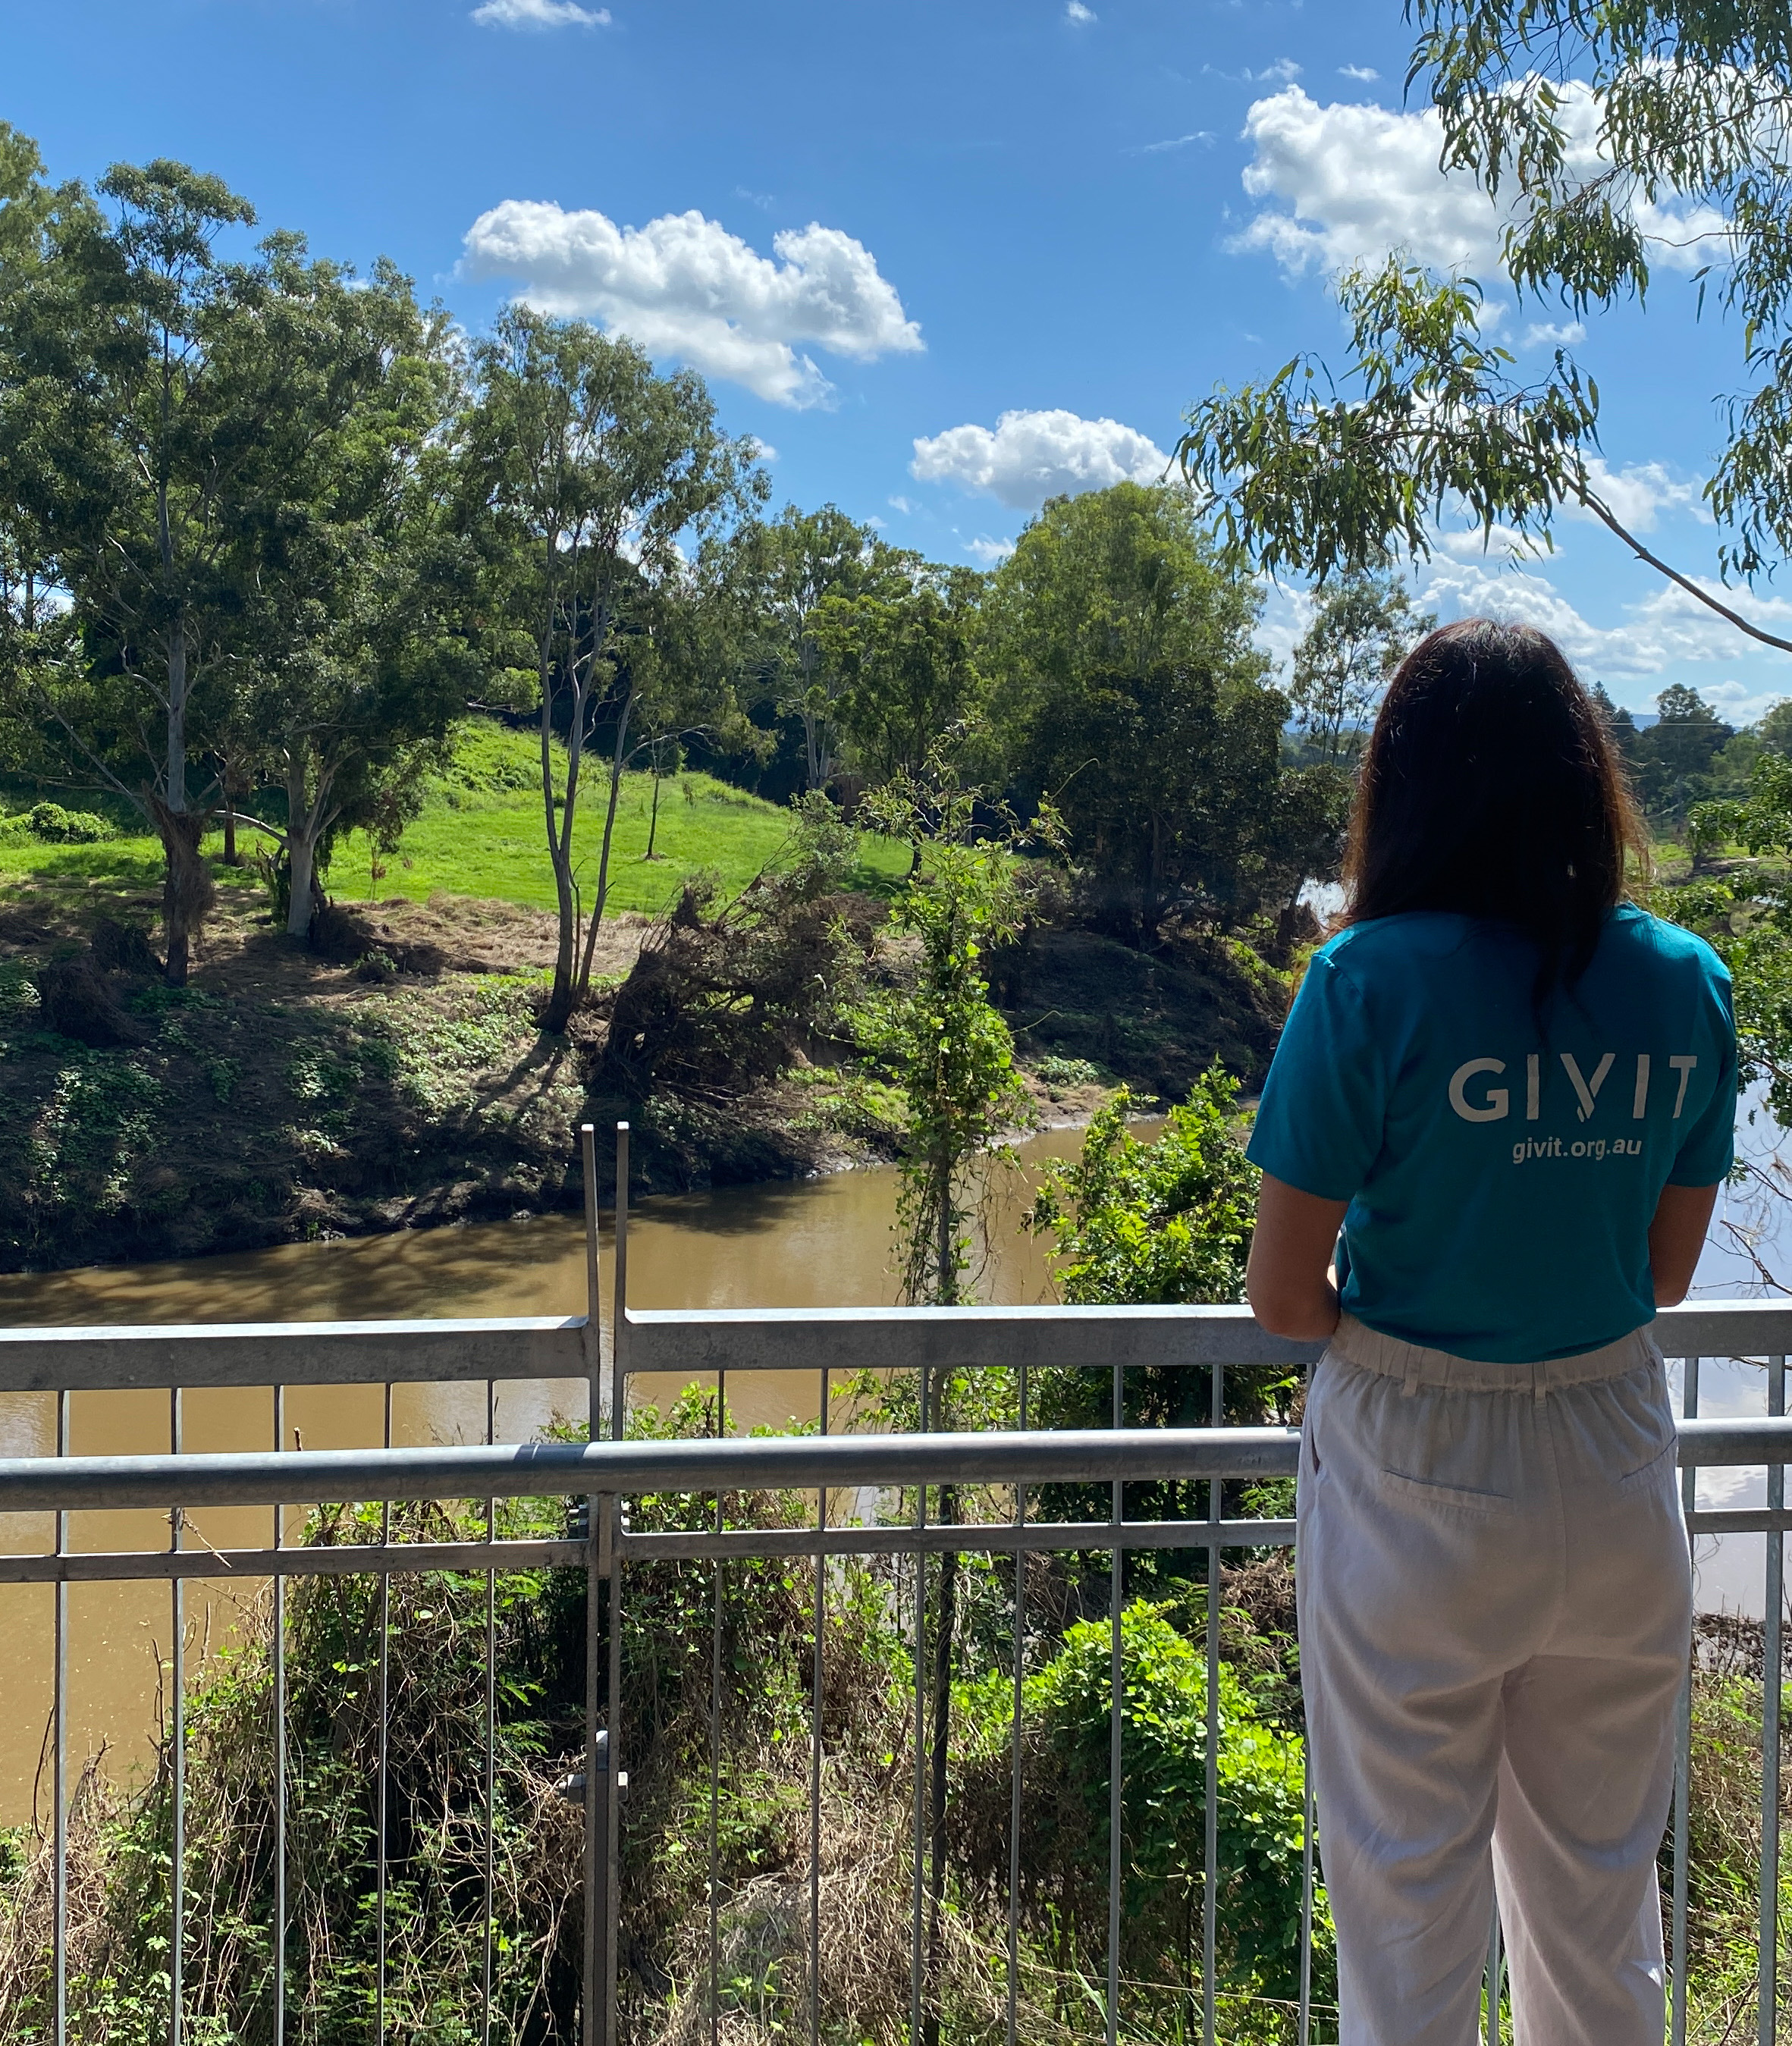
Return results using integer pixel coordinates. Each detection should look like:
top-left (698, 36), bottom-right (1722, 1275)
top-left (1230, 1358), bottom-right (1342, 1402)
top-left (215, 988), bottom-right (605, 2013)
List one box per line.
top-left (25, 802), bottom-right (110, 844)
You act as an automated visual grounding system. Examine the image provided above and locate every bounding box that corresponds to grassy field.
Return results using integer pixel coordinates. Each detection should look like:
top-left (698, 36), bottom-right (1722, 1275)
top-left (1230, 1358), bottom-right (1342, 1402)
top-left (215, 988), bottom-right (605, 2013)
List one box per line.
top-left (0, 720), bottom-right (909, 915)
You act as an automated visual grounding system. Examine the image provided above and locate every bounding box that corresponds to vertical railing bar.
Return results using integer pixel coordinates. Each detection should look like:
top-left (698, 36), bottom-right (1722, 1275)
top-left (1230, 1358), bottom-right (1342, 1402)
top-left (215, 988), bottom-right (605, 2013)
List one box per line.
top-left (709, 1367), bottom-right (725, 2046)
top-left (53, 1385), bottom-right (68, 2046)
top-left (1006, 1360), bottom-right (1028, 2046)
top-left (1107, 1354), bottom-right (1122, 2046)
top-left (1760, 1354), bottom-right (1785, 2046)
top-left (910, 1359), bottom-right (931, 2046)
top-left (1483, 1900), bottom-right (1503, 2046)
top-left (810, 1363), bottom-right (827, 2046)
top-left (578, 1125), bottom-right (603, 2046)
top-left (1201, 1360), bottom-right (1221, 2046)
top-left (170, 1385), bottom-right (184, 2046)
top-left (1298, 1760), bottom-right (1313, 2046)
top-left (1673, 1354), bottom-right (1700, 2046)
top-left (601, 1122), bottom-right (629, 2046)
top-left (273, 1385), bottom-right (287, 2046)
top-left (377, 1383), bottom-right (391, 2046)
top-left (483, 1375), bottom-right (497, 2046)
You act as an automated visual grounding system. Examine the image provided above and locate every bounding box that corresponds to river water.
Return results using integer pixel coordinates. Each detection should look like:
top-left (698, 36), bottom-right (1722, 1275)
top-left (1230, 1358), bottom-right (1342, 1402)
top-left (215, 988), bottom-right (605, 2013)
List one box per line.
top-left (1, 1106), bottom-right (1788, 1824)
top-left (0, 1127), bottom-right (1091, 1822)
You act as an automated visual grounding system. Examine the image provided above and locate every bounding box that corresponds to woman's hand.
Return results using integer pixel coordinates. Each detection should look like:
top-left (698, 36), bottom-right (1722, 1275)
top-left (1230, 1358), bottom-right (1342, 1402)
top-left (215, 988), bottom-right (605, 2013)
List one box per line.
top-left (1648, 1182), bottom-right (1720, 1307)
top-left (1247, 1174), bottom-right (1351, 1341)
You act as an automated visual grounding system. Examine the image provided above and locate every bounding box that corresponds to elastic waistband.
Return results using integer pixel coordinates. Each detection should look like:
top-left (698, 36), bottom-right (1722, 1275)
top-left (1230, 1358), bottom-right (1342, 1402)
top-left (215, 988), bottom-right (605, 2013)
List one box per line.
top-left (1327, 1313), bottom-right (1661, 1397)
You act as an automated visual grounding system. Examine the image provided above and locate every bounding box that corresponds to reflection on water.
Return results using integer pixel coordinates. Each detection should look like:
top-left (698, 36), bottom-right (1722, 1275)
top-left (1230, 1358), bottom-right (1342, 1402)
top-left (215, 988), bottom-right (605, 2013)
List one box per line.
top-left (0, 1127), bottom-right (1099, 1822)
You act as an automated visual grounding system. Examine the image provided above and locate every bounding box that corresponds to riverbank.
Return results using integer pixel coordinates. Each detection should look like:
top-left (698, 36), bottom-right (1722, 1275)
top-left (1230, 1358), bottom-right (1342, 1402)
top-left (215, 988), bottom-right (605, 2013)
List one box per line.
top-left (0, 868), bottom-right (1285, 1275)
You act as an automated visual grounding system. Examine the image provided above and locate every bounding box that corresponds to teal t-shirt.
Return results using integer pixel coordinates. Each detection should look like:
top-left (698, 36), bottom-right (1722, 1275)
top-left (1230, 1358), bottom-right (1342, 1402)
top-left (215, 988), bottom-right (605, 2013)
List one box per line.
top-left (1246, 905), bottom-right (1737, 1362)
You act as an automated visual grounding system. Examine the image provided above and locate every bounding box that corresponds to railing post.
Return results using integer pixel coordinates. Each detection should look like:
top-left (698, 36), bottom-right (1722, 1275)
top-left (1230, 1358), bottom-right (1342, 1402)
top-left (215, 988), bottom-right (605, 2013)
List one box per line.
top-left (1760, 1354), bottom-right (1784, 2046)
top-left (579, 1125), bottom-right (604, 2046)
top-left (1202, 1357), bottom-right (1222, 2046)
top-left (1673, 1355), bottom-right (1699, 2046)
top-left (601, 1123), bottom-right (629, 2045)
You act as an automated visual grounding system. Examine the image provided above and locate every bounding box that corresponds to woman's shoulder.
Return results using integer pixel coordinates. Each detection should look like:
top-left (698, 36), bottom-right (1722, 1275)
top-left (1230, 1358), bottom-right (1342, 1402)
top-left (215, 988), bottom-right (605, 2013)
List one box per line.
top-left (1315, 911), bottom-right (1479, 974)
top-left (1601, 902), bottom-right (1731, 988)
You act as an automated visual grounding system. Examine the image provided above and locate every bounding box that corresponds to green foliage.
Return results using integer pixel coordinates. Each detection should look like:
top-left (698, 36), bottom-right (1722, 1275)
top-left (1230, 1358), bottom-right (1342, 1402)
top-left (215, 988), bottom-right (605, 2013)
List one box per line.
top-left (726, 501), bottom-right (888, 790)
top-left (858, 771), bottom-right (1047, 1304)
top-left (986, 486), bottom-right (1302, 946)
top-left (25, 1052), bottom-right (165, 1217)
top-left (813, 560), bottom-right (986, 789)
top-left (22, 800), bottom-right (108, 843)
top-left (1027, 1070), bottom-right (1260, 1307)
top-left (1288, 571), bottom-right (1434, 768)
top-left (1620, 684), bottom-right (1739, 821)
top-left (1686, 750), bottom-right (1792, 1122)
top-left (962, 1600), bottom-right (1330, 2009)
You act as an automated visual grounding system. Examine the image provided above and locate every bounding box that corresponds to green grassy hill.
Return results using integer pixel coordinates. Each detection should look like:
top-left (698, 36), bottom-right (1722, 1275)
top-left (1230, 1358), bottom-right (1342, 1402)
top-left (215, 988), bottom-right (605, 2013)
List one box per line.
top-left (0, 720), bottom-right (909, 913)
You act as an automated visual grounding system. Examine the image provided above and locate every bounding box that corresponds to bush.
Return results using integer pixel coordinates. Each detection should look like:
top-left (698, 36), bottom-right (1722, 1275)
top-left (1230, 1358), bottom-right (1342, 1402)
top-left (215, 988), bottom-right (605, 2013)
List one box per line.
top-left (24, 802), bottom-right (110, 844)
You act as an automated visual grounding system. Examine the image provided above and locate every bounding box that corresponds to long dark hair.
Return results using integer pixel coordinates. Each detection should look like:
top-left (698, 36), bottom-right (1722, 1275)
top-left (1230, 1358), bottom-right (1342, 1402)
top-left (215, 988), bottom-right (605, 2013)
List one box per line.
top-left (1345, 618), bottom-right (1646, 996)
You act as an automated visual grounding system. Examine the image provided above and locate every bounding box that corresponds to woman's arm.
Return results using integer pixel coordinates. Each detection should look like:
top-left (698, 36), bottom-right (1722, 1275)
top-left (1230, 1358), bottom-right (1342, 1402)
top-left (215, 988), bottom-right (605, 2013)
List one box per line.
top-left (1247, 1174), bottom-right (1351, 1340)
top-left (1649, 1181), bottom-right (1720, 1308)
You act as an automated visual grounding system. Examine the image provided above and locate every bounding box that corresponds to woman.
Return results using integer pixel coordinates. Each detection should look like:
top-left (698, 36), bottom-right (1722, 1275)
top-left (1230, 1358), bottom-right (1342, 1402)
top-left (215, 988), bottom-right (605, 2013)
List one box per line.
top-left (1245, 620), bottom-right (1734, 2046)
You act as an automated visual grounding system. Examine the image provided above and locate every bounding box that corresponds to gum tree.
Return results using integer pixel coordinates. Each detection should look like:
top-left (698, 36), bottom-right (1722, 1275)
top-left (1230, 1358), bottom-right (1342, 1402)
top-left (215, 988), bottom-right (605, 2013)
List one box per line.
top-left (462, 309), bottom-right (763, 1033)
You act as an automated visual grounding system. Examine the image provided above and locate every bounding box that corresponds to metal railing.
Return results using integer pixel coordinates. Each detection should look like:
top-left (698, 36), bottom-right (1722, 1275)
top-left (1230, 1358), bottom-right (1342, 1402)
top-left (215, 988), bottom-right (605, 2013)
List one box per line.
top-left (0, 1122), bottom-right (1789, 2044)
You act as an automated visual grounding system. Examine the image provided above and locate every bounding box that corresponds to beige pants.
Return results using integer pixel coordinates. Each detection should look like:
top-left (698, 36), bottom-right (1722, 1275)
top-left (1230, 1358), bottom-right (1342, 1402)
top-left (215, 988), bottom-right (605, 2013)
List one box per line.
top-left (1296, 1314), bottom-right (1692, 2046)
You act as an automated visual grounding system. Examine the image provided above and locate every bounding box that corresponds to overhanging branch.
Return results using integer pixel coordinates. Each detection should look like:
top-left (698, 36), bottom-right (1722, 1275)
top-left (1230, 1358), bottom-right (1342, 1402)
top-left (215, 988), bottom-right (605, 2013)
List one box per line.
top-left (1575, 487), bottom-right (1792, 658)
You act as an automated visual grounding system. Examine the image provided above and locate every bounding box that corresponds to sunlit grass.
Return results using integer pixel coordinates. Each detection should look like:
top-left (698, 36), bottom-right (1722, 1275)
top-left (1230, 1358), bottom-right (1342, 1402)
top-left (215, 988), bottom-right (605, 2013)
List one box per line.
top-left (0, 720), bottom-right (909, 915)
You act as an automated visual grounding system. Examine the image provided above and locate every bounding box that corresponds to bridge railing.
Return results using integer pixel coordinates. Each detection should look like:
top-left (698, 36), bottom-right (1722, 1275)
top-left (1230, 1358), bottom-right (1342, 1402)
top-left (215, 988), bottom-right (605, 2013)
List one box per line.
top-left (0, 1124), bottom-right (1787, 2046)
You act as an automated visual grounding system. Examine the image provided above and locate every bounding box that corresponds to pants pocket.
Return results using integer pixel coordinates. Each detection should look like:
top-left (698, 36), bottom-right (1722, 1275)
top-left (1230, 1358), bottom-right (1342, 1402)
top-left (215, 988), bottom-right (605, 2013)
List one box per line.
top-left (1376, 1466), bottom-right (1517, 1516)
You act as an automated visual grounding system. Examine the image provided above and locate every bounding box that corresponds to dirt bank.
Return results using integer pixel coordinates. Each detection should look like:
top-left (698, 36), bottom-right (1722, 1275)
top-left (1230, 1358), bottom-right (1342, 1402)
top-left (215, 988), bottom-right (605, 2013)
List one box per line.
top-left (0, 880), bottom-right (1286, 1275)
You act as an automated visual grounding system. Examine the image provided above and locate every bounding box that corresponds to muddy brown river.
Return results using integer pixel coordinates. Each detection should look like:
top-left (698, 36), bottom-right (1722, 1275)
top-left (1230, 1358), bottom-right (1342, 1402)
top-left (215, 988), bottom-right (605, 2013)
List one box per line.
top-left (0, 1128), bottom-right (1094, 1822)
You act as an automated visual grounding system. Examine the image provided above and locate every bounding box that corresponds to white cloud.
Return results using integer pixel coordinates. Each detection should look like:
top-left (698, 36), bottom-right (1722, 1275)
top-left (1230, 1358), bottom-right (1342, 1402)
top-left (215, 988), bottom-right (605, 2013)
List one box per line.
top-left (1235, 83), bottom-right (1728, 280)
top-left (911, 408), bottom-right (1169, 510)
top-left (1436, 522), bottom-right (1549, 561)
top-left (1522, 319), bottom-right (1586, 348)
top-left (1249, 58), bottom-right (1302, 84)
top-left (1066, 1), bottom-right (1096, 20)
top-left (1417, 554), bottom-right (1792, 687)
top-left (887, 494), bottom-right (918, 516)
top-left (1339, 64), bottom-right (1379, 82)
top-left (461, 202), bottom-right (922, 408)
top-left (746, 438), bottom-right (777, 463)
top-left (1138, 132), bottom-right (1216, 154)
top-left (966, 535), bottom-right (1017, 566)
top-left (472, 0), bottom-right (610, 27)
top-left (1568, 457), bottom-right (1705, 533)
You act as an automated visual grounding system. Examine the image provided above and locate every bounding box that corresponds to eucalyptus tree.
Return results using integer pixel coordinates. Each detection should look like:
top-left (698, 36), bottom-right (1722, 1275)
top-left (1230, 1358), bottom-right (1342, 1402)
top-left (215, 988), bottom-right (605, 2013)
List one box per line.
top-left (235, 275), bottom-right (480, 935)
top-left (742, 501), bottom-right (884, 790)
top-left (0, 153), bottom-right (455, 980)
top-left (983, 485), bottom-right (1295, 946)
top-left (1177, 2), bottom-right (1792, 657)
top-left (811, 555), bottom-right (986, 792)
top-left (0, 158), bottom-right (266, 981)
top-left (463, 309), bottom-right (763, 1033)
top-left (1289, 573), bottom-right (1435, 767)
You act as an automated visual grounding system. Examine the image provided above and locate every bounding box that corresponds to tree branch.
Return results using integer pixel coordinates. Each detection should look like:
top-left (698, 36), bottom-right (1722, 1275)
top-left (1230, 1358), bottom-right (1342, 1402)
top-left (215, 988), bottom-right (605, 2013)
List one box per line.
top-left (1575, 486), bottom-right (1792, 657)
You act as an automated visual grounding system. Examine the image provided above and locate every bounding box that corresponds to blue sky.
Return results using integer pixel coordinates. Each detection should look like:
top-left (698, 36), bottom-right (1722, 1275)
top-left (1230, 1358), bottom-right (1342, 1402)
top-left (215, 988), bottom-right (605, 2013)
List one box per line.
top-left (5, 0), bottom-right (1788, 718)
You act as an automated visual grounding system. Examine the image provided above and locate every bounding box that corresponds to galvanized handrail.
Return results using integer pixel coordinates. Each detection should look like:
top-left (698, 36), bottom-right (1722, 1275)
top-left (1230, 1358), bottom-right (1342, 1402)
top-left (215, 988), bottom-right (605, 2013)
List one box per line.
top-left (2, 1410), bottom-right (1789, 1510)
top-left (2, 1123), bottom-right (1790, 2046)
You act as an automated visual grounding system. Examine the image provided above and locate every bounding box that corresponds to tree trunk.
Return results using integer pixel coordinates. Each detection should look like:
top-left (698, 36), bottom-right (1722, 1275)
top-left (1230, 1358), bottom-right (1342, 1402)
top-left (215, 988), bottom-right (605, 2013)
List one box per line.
top-left (146, 796), bottom-right (214, 990)
top-left (577, 680), bottom-right (637, 994)
top-left (156, 624), bottom-right (205, 984)
top-left (645, 767), bottom-right (662, 860)
top-left (287, 829), bottom-right (319, 940)
top-left (543, 675), bottom-right (580, 1035)
top-left (284, 755), bottom-right (333, 940)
